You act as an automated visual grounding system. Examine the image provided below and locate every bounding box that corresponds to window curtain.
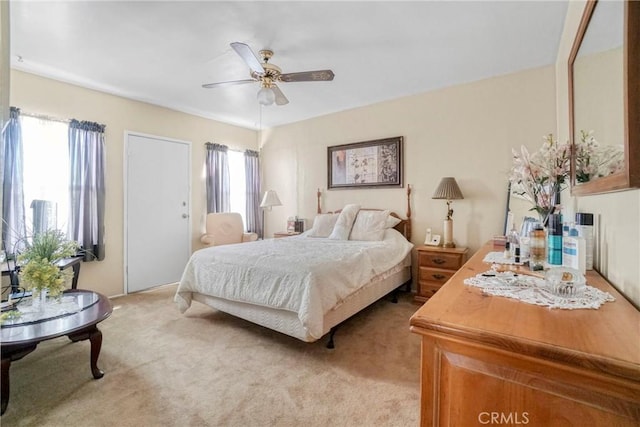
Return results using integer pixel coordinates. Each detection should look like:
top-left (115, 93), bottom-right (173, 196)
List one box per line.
top-left (205, 142), bottom-right (230, 213)
top-left (244, 149), bottom-right (261, 236)
top-left (68, 119), bottom-right (106, 261)
top-left (1, 107), bottom-right (27, 255)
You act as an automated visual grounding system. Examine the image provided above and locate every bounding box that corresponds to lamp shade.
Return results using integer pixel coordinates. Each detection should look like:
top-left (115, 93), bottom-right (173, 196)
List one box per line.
top-left (257, 87), bottom-right (275, 106)
top-left (432, 177), bottom-right (464, 201)
top-left (260, 190), bottom-right (282, 208)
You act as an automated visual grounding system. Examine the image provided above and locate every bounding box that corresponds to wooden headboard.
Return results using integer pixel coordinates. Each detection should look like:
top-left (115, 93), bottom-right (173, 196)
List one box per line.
top-left (315, 185), bottom-right (412, 241)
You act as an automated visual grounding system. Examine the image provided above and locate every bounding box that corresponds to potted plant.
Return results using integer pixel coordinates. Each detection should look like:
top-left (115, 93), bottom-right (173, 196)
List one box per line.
top-left (18, 229), bottom-right (79, 305)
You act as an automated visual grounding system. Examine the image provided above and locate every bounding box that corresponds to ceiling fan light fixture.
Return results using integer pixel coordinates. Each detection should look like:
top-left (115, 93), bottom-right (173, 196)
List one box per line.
top-left (257, 87), bottom-right (276, 106)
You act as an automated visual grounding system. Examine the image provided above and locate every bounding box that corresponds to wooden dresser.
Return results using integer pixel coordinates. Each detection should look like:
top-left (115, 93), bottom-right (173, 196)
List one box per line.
top-left (415, 245), bottom-right (468, 303)
top-left (410, 242), bottom-right (640, 426)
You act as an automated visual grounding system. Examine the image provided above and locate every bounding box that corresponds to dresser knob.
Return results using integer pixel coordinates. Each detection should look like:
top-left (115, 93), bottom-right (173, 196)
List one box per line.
top-left (433, 258), bottom-right (446, 265)
top-left (432, 274), bottom-right (446, 280)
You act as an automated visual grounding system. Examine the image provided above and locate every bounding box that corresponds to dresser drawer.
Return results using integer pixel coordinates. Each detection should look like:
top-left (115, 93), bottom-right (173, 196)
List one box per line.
top-left (419, 267), bottom-right (455, 286)
top-left (418, 251), bottom-right (464, 270)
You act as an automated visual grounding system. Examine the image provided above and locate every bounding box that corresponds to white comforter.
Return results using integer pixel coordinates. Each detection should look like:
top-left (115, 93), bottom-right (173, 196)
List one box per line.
top-left (175, 228), bottom-right (413, 339)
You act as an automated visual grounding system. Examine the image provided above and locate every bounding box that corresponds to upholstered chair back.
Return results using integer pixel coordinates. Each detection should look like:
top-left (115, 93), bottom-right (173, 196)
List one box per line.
top-left (201, 212), bottom-right (258, 246)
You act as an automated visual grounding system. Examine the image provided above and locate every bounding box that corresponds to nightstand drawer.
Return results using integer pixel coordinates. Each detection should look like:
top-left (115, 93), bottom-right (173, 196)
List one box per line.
top-left (415, 245), bottom-right (468, 303)
top-left (418, 285), bottom-right (440, 300)
top-left (418, 251), bottom-right (464, 269)
top-left (419, 267), bottom-right (455, 286)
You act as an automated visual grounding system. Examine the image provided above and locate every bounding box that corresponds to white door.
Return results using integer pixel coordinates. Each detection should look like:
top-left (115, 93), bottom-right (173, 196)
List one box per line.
top-left (125, 132), bottom-right (191, 293)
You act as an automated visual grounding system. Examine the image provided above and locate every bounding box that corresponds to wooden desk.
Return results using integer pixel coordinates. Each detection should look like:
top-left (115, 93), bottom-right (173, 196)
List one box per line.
top-left (410, 242), bottom-right (640, 426)
top-left (2, 256), bottom-right (82, 290)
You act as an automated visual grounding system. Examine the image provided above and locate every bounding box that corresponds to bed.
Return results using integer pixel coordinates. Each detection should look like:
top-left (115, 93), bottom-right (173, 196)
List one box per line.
top-left (175, 188), bottom-right (413, 347)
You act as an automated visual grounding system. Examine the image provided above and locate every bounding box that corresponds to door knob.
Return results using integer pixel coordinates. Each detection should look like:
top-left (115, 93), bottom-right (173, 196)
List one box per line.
top-left (182, 213), bottom-right (189, 218)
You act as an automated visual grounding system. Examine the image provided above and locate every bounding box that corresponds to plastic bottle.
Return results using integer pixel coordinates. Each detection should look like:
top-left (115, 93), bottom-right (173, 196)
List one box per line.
top-left (519, 236), bottom-right (530, 261)
top-left (575, 213), bottom-right (594, 270)
top-left (547, 214), bottom-right (563, 266)
top-left (562, 226), bottom-right (586, 274)
top-left (508, 224), bottom-right (520, 260)
top-left (529, 224), bottom-right (546, 271)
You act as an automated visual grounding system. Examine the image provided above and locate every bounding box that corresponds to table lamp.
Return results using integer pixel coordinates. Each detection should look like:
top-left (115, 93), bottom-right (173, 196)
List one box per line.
top-left (432, 177), bottom-right (464, 248)
top-left (260, 190), bottom-right (282, 238)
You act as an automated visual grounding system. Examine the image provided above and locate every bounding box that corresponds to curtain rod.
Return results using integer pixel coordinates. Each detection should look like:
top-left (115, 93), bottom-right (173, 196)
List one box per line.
top-left (21, 111), bottom-right (70, 124)
top-left (204, 142), bottom-right (251, 153)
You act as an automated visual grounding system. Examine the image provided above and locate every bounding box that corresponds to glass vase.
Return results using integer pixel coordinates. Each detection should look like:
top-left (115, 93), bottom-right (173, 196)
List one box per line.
top-left (31, 288), bottom-right (48, 312)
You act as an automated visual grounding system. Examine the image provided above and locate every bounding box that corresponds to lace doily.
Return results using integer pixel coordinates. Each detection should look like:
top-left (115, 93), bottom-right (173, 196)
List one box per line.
top-left (464, 271), bottom-right (615, 309)
top-left (483, 251), bottom-right (525, 265)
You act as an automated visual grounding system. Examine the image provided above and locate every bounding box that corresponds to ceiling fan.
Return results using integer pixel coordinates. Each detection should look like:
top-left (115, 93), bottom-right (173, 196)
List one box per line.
top-left (202, 42), bottom-right (335, 106)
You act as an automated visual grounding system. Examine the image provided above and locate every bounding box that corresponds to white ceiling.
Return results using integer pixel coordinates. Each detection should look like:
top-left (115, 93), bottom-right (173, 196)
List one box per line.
top-left (10, 1), bottom-right (569, 130)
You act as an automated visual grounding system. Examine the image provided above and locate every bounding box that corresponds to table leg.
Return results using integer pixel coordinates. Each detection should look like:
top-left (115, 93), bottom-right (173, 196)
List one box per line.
top-left (1, 358), bottom-right (10, 415)
top-left (88, 327), bottom-right (104, 379)
top-left (1, 344), bottom-right (37, 416)
top-left (68, 325), bottom-right (104, 379)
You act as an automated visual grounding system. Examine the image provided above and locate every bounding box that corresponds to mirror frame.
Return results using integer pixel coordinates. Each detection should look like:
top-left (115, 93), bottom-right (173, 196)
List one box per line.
top-left (568, 0), bottom-right (639, 195)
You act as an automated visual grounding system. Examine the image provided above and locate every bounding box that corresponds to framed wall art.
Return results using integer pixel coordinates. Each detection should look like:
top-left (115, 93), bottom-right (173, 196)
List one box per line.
top-left (327, 136), bottom-right (403, 189)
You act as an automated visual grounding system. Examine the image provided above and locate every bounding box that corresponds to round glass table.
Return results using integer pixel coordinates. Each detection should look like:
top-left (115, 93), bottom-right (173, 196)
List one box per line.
top-left (0, 289), bottom-right (112, 415)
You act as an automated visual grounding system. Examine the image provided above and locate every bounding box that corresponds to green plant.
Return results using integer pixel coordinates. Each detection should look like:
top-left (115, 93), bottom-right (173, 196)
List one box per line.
top-left (17, 229), bottom-right (79, 296)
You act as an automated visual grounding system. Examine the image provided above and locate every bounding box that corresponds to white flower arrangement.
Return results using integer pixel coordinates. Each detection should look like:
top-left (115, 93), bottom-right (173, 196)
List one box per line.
top-left (574, 130), bottom-right (624, 183)
top-left (508, 134), bottom-right (570, 225)
top-left (508, 130), bottom-right (624, 225)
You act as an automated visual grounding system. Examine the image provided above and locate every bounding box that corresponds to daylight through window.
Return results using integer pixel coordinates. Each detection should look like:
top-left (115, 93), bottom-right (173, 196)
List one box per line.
top-left (228, 150), bottom-right (247, 228)
top-left (21, 116), bottom-right (70, 235)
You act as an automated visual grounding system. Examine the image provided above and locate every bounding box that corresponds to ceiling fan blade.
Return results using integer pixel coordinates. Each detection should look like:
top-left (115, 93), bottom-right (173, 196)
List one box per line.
top-left (272, 84), bottom-right (289, 106)
top-left (230, 42), bottom-right (265, 75)
top-left (279, 70), bottom-right (335, 83)
top-left (202, 79), bottom-right (255, 89)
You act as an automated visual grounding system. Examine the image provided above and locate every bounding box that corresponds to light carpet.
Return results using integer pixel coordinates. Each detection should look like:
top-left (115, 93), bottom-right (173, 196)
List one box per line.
top-left (2, 285), bottom-right (421, 427)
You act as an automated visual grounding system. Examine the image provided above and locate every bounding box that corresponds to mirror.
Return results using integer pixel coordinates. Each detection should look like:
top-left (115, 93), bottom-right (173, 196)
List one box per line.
top-left (569, 0), bottom-right (639, 195)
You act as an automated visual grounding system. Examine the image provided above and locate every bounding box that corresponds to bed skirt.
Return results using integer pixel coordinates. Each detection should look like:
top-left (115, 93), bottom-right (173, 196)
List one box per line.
top-left (191, 264), bottom-right (411, 342)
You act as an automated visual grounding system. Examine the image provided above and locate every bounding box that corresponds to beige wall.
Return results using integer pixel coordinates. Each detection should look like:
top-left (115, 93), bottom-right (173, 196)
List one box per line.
top-left (573, 47), bottom-right (624, 147)
top-left (0, 1), bottom-right (10, 214)
top-left (0, 0), bottom-right (9, 128)
top-left (556, 1), bottom-right (639, 306)
top-left (260, 66), bottom-right (557, 257)
top-left (9, 2), bottom-right (638, 308)
top-left (10, 70), bottom-right (257, 297)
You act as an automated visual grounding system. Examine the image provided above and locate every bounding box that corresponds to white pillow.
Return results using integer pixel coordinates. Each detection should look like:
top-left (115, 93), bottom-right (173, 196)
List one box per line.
top-left (308, 213), bottom-right (339, 238)
top-left (385, 215), bottom-right (402, 229)
top-left (328, 204), bottom-right (360, 240)
top-left (350, 210), bottom-right (390, 241)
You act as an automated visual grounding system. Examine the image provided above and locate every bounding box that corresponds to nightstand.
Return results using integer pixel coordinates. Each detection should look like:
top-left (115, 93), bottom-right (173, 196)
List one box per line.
top-left (273, 231), bottom-right (301, 238)
top-left (415, 245), bottom-right (468, 303)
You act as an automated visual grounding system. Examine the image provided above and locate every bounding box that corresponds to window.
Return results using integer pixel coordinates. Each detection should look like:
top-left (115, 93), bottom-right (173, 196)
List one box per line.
top-left (21, 116), bottom-right (70, 234)
top-left (227, 150), bottom-right (247, 228)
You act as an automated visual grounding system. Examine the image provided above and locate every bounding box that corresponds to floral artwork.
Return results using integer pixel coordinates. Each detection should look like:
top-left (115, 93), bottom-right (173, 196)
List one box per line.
top-left (328, 137), bottom-right (403, 189)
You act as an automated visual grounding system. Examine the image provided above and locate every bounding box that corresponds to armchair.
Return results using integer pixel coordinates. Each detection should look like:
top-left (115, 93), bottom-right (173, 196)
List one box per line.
top-left (201, 212), bottom-right (258, 246)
